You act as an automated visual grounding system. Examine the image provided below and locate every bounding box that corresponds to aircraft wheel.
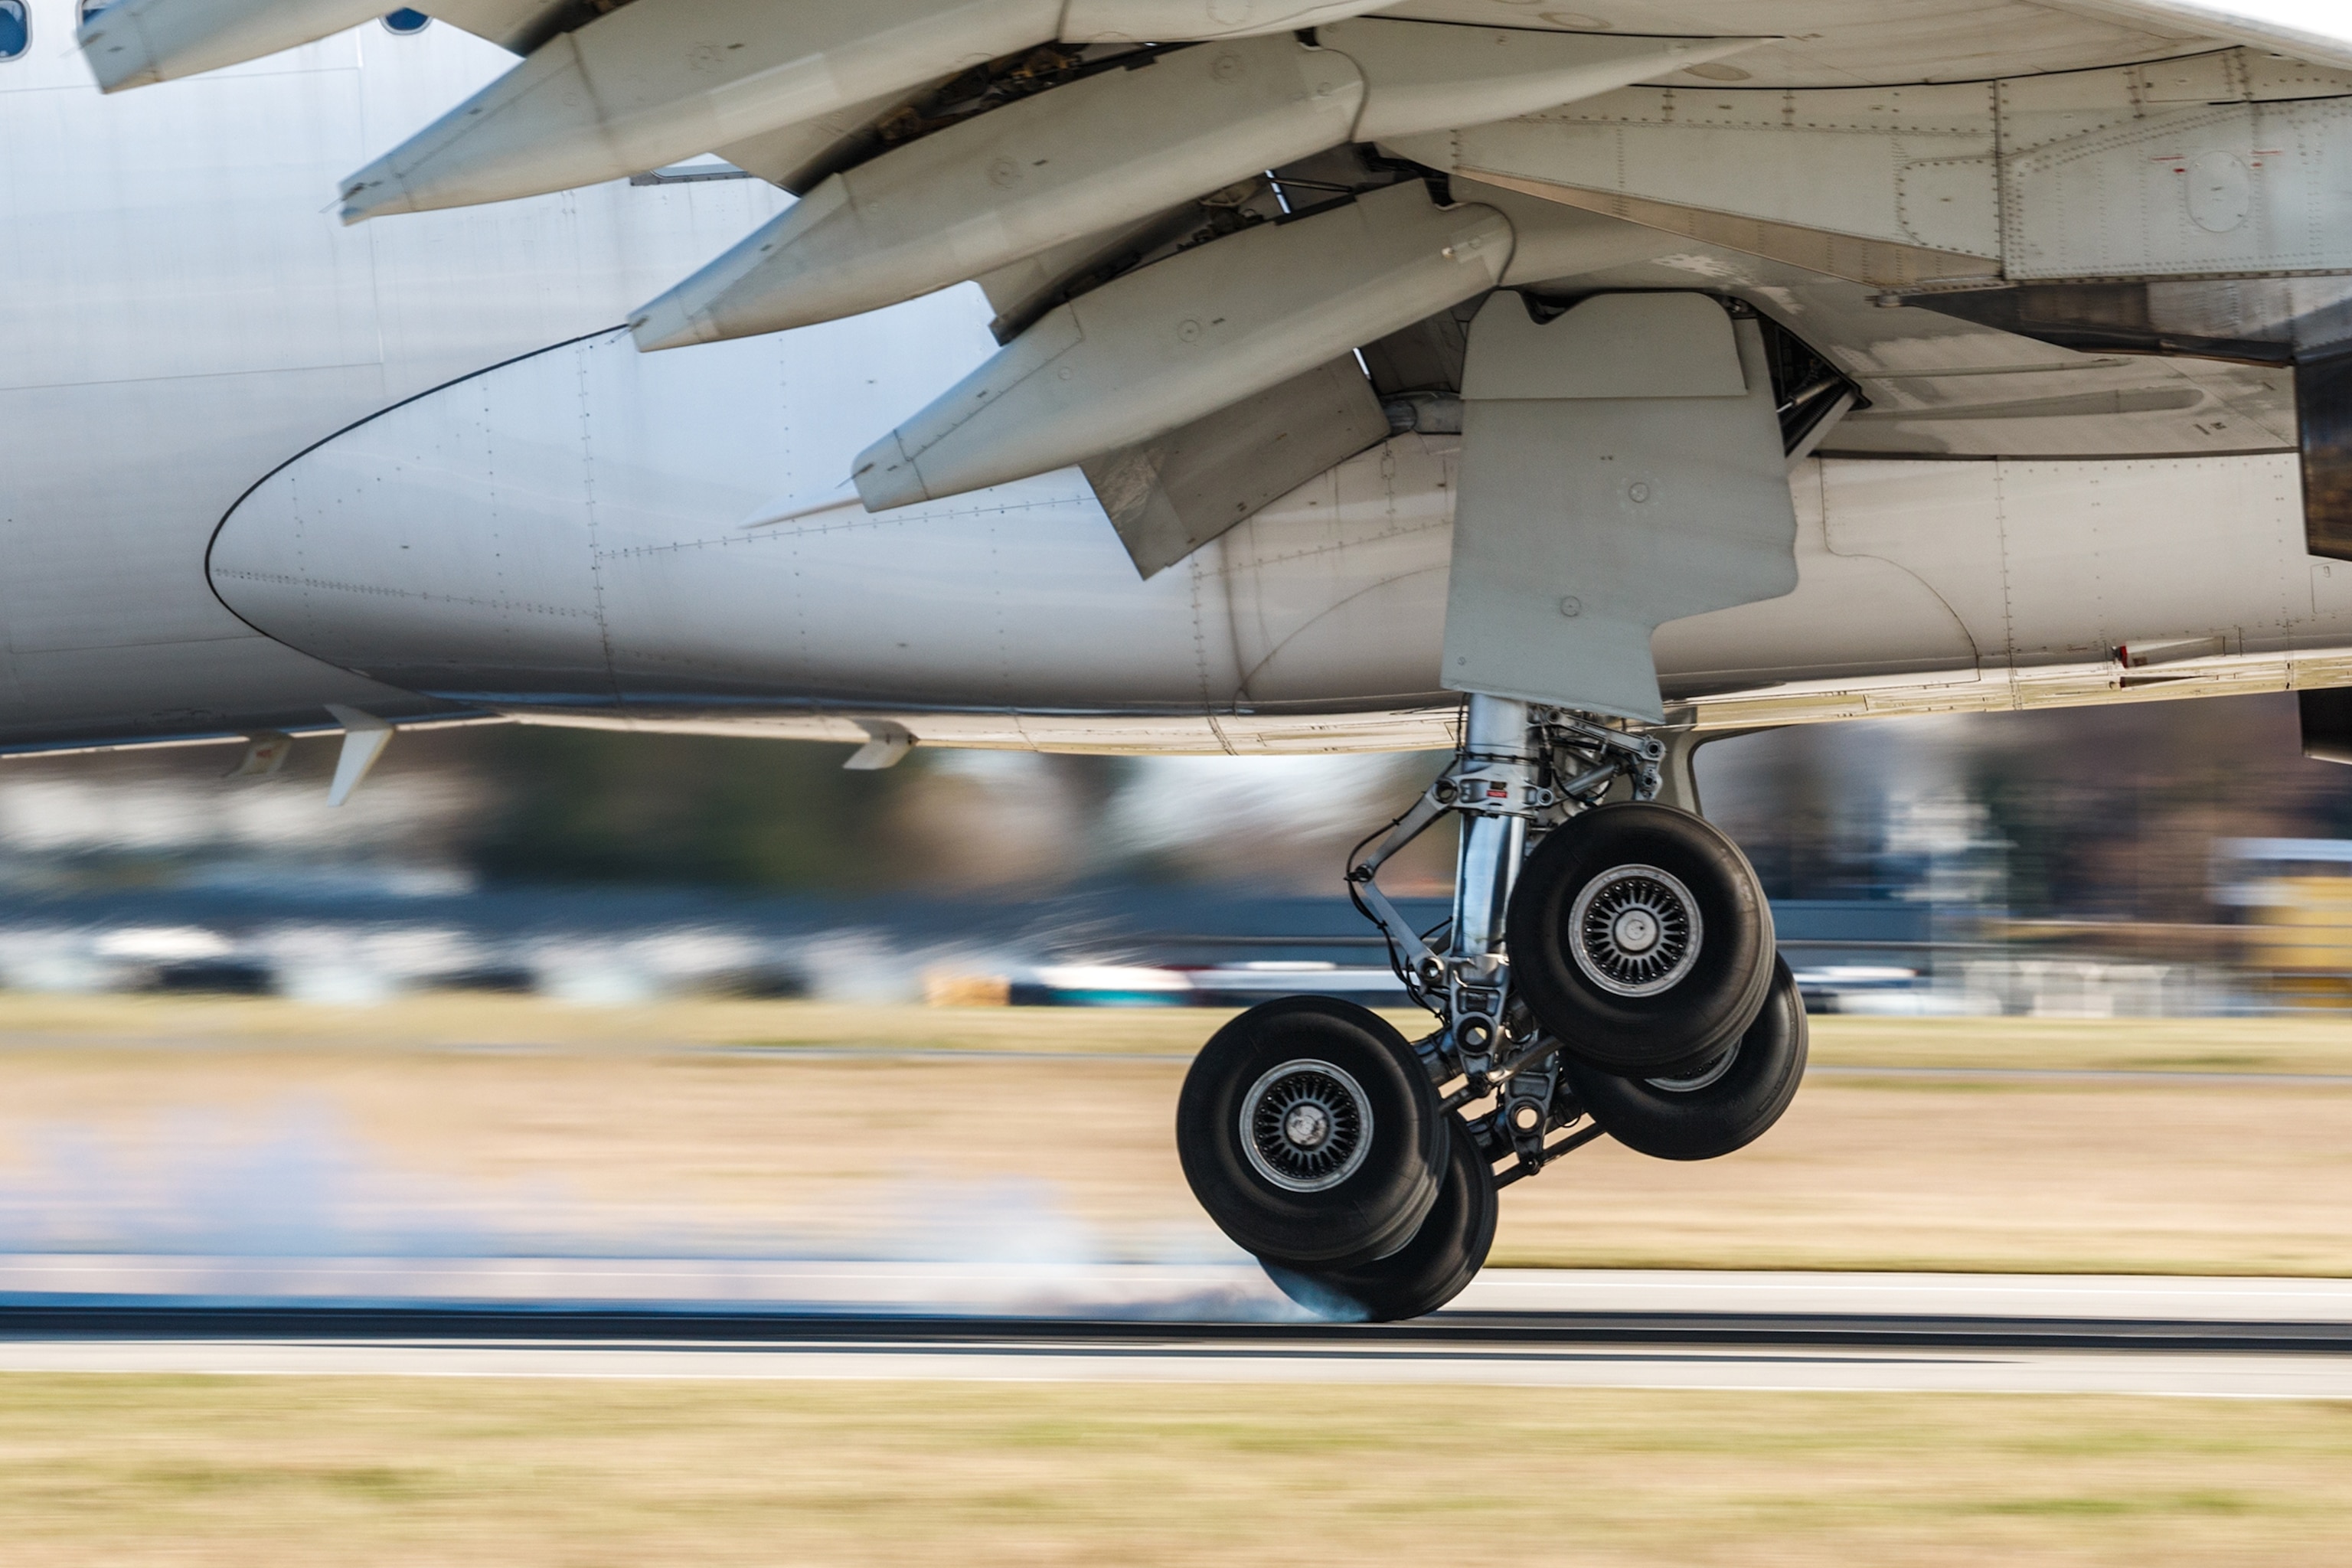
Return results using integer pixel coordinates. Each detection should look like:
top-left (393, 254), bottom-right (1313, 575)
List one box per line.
top-left (1567, 955), bottom-right (1808, 1161)
top-left (1262, 1115), bottom-right (1498, 1322)
top-left (1177, 995), bottom-right (1445, 1268)
top-left (1507, 802), bottom-right (1775, 1076)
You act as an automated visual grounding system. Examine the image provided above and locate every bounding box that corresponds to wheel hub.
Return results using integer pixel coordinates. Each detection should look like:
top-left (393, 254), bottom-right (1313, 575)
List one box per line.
top-left (1569, 864), bottom-right (1702, 997)
top-left (1645, 1038), bottom-right (1740, 1092)
top-left (1240, 1059), bottom-right (1372, 1193)
top-left (1611, 906), bottom-right (1661, 954)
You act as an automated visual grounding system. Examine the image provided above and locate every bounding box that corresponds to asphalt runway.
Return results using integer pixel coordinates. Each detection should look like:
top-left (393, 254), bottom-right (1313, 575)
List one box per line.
top-left (1, 1267), bottom-right (2348, 1396)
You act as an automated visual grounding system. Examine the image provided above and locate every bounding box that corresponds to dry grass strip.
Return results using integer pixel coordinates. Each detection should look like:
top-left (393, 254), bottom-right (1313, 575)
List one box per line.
top-left (0, 1010), bottom-right (2345, 1272)
top-left (0, 1377), bottom-right (2347, 1566)
top-left (3, 994), bottom-right (2351, 1073)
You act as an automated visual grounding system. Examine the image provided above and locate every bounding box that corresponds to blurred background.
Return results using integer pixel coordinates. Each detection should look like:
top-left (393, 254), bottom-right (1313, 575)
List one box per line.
top-left (2, 689), bottom-right (2350, 1016)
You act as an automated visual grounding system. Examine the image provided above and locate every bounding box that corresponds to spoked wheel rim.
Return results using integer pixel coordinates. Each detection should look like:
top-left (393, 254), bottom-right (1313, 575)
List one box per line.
top-left (1568, 863), bottom-right (1702, 998)
top-left (1240, 1058), bottom-right (1372, 1193)
top-left (1508, 803), bottom-right (1775, 1075)
top-left (1645, 1039), bottom-right (1740, 1092)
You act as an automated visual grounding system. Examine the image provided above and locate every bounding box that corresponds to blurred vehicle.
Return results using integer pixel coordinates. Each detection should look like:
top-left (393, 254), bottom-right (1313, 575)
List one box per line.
top-left (2220, 839), bottom-right (2352, 1008)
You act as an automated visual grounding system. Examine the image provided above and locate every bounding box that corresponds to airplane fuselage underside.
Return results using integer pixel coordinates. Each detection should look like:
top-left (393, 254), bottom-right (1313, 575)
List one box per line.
top-left (204, 314), bottom-right (2349, 754)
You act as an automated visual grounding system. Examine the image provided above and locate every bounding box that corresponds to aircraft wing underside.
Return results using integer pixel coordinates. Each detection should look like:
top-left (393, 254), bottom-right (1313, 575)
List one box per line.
top-left (67, 0), bottom-right (2352, 729)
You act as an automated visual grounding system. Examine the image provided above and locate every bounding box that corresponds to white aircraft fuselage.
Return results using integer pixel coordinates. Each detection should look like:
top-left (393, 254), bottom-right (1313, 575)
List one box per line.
top-left (4, 5), bottom-right (2348, 760)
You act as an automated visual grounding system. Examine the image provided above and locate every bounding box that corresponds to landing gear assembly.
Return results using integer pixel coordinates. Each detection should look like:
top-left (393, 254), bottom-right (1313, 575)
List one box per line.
top-left (1180, 289), bottom-right (1818, 1318)
top-left (1177, 694), bottom-right (1807, 1321)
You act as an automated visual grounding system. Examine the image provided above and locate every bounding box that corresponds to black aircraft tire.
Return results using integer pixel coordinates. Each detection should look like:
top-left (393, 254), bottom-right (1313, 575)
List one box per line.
top-left (1261, 1116), bottom-right (1498, 1322)
top-left (1176, 996), bottom-right (1446, 1268)
top-left (1507, 802), bottom-right (1775, 1076)
top-left (1568, 956), bottom-right (1809, 1161)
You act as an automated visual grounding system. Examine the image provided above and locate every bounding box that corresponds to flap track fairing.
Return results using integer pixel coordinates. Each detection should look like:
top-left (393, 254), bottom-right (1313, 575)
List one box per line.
top-left (334, 0), bottom-right (1406, 224)
top-left (850, 180), bottom-right (1511, 511)
top-left (632, 22), bottom-right (1759, 350)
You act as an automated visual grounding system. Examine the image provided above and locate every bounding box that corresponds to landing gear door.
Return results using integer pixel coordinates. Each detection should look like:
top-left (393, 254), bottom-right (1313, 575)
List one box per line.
top-left (1440, 292), bottom-right (1799, 722)
top-left (2298, 336), bottom-right (2352, 561)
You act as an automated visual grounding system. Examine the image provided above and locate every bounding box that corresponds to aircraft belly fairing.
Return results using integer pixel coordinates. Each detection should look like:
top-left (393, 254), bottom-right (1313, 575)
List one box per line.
top-left (205, 305), bottom-right (2352, 748)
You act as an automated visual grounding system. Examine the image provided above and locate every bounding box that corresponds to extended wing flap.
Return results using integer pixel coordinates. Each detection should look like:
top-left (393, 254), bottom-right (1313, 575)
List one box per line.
top-left (1084, 356), bottom-right (1391, 579)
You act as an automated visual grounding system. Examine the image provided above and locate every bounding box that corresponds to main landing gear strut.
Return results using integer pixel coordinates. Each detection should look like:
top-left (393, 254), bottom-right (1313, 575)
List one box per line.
top-left (1176, 694), bottom-right (1808, 1321)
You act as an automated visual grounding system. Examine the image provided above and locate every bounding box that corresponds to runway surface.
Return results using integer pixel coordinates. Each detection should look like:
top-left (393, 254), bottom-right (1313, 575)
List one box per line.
top-left (1, 1263), bottom-right (2348, 1396)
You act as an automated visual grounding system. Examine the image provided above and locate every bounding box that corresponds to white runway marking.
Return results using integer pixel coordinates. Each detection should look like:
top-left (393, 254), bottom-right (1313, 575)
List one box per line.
top-left (4, 1259), bottom-right (2348, 1323)
top-left (1457, 1269), bottom-right (2352, 1321)
top-left (0, 1338), bottom-right (2346, 1398)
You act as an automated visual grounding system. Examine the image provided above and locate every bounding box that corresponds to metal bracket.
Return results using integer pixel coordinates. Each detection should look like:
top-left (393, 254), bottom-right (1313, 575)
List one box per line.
top-left (1347, 785), bottom-right (1450, 988)
top-left (1546, 713), bottom-right (1667, 807)
top-left (322, 704), bottom-right (392, 807)
top-left (1491, 1118), bottom-right (1610, 1189)
top-left (224, 730), bottom-right (293, 780)
top-left (844, 720), bottom-right (915, 771)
